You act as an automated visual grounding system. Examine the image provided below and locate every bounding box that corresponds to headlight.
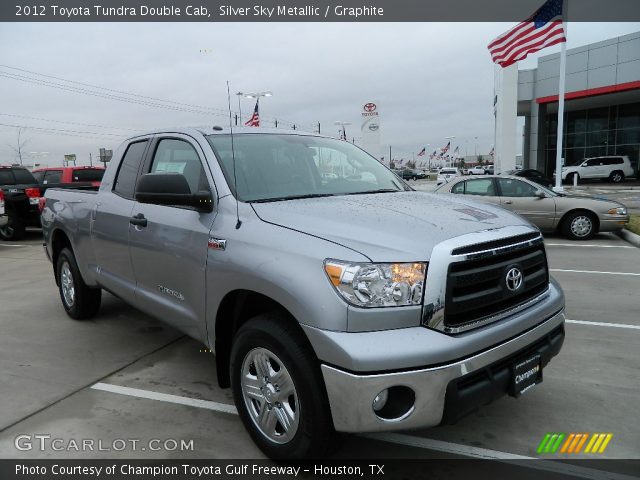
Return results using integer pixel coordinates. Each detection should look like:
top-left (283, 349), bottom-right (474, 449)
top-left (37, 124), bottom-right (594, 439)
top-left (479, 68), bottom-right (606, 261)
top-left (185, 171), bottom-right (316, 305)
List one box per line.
top-left (324, 260), bottom-right (426, 307)
top-left (608, 207), bottom-right (627, 215)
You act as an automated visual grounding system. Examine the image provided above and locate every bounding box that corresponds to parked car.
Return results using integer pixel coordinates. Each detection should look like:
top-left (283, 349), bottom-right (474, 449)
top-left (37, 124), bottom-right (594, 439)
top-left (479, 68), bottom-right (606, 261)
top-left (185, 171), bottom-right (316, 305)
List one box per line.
top-left (43, 128), bottom-right (565, 459)
top-left (435, 175), bottom-right (629, 240)
top-left (469, 166), bottom-right (485, 175)
top-left (0, 166), bottom-right (43, 241)
top-left (484, 165), bottom-right (495, 175)
top-left (436, 167), bottom-right (460, 185)
top-left (0, 188), bottom-right (6, 228)
top-left (500, 168), bottom-right (554, 188)
top-left (0, 165), bottom-right (99, 241)
top-left (32, 166), bottom-right (105, 187)
top-left (461, 167), bottom-right (470, 175)
top-left (396, 168), bottom-right (427, 181)
top-left (558, 156), bottom-right (634, 184)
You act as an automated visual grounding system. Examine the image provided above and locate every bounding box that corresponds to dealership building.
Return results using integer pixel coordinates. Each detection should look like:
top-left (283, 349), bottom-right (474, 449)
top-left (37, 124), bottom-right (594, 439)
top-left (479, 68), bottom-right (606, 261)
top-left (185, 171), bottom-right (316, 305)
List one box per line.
top-left (517, 31), bottom-right (640, 176)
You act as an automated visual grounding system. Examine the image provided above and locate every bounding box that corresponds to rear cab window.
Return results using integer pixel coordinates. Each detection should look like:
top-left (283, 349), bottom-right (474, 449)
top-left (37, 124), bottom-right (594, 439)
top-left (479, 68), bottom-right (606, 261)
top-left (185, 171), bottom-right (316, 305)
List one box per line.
top-left (43, 170), bottom-right (63, 184)
top-left (73, 169), bottom-right (105, 182)
top-left (13, 168), bottom-right (36, 184)
top-left (113, 140), bottom-right (149, 199)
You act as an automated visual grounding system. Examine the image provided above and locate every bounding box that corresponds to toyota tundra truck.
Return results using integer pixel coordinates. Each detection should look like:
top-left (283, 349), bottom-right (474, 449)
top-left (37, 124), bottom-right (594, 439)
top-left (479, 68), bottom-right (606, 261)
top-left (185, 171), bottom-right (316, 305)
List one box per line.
top-left (42, 128), bottom-right (565, 459)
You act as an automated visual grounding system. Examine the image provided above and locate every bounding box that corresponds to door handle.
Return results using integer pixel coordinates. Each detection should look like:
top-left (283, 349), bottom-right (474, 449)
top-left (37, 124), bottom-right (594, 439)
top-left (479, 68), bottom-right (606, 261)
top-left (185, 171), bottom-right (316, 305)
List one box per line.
top-left (129, 213), bottom-right (147, 227)
top-left (503, 200), bottom-right (513, 204)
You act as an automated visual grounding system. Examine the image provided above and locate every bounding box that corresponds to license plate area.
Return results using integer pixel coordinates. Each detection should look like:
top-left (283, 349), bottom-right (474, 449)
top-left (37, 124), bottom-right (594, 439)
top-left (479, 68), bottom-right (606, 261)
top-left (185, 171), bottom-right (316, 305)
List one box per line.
top-left (510, 353), bottom-right (542, 397)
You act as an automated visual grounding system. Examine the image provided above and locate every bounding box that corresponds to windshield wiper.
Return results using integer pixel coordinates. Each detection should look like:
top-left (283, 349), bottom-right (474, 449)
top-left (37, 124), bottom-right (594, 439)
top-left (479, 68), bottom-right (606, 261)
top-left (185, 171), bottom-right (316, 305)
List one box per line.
top-left (249, 193), bottom-right (338, 203)
top-left (343, 189), bottom-right (401, 196)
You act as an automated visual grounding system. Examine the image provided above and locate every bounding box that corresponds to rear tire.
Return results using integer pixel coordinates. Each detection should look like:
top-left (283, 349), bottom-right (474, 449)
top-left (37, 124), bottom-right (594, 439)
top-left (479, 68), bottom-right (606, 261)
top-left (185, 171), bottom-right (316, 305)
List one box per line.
top-left (230, 313), bottom-right (334, 459)
top-left (0, 214), bottom-right (26, 241)
top-left (609, 171), bottom-right (624, 183)
top-left (56, 247), bottom-right (101, 319)
top-left (562, 211), bottom-right (596, 240)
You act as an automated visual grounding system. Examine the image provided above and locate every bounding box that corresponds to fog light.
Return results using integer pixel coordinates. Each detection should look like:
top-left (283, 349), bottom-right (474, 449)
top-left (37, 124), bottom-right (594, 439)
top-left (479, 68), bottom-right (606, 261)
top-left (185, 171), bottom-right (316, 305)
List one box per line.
top-left (372, 389), bottom-right (389, 412)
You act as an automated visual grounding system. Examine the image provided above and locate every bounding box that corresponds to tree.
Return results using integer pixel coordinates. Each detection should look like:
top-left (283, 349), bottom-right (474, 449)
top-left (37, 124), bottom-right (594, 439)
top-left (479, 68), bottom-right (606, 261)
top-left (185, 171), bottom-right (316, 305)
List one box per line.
top-left (477, 155), bottom-right (485, 167)
top-left (8, 128), bottom-right (30, 166)
top-left (458, 158), bottom-right (466, 169)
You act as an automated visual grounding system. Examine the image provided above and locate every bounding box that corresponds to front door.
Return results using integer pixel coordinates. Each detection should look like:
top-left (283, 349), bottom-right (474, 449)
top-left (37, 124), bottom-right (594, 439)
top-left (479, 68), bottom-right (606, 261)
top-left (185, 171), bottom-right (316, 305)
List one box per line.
top-left (496, 178), bottom-right (556, 230)
top-left (129, 135), bottom-right (217, 340)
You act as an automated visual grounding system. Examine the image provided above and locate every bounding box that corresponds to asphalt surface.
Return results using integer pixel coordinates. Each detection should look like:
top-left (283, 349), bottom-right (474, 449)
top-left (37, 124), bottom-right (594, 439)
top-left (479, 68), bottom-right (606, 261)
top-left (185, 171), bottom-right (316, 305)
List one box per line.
top-left (0, 202), bottom-right (639, 474)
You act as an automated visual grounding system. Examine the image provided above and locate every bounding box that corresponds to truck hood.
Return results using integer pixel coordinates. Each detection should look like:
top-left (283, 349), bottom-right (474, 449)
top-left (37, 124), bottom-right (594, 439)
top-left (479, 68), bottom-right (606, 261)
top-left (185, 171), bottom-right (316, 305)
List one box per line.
top-left (251, 191), bottom-right (533, 262)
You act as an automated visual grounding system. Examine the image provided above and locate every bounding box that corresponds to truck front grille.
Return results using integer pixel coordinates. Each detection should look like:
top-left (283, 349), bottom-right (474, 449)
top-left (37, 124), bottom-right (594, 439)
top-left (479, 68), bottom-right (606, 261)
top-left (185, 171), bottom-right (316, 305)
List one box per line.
top-left (444, 242), bottom-right (548, 328)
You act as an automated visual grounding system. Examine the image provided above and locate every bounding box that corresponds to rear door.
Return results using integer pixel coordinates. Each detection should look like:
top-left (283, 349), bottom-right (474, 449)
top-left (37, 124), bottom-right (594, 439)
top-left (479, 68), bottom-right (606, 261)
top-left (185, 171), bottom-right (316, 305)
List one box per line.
top-left (496, 178), bottom-right (556, 230)
top-left (92, 139), bottom-right (150, 302)
top-left (129, 135), bottom-right (217, 339)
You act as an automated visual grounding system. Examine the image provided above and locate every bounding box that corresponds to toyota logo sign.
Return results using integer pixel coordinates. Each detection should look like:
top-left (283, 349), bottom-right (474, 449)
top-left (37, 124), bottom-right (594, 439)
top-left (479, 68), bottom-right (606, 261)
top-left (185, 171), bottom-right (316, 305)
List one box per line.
top-left (364, 103), bottom-right (377, 112)
top-left (505, 267), bottom-right (523, 292)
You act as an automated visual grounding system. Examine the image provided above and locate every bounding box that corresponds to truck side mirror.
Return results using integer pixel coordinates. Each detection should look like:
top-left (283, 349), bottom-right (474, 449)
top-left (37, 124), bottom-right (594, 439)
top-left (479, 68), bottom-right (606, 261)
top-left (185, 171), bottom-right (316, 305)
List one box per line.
top-left (135, 173), bottom-right (213, 212)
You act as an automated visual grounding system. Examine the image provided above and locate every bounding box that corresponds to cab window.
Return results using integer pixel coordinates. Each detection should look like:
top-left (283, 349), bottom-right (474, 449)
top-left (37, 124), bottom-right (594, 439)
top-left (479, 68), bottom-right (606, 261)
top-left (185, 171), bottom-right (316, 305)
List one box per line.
top-left (43, 170), bottom-right (63, 184)
top-left (451, 182), bottom-right (465, 194)
top-left (114, 140), bottom-right (148, 199)
top-left (497, 178), bottom-right (538, 197)
top-left (149, 139), bottom-right (210, 194)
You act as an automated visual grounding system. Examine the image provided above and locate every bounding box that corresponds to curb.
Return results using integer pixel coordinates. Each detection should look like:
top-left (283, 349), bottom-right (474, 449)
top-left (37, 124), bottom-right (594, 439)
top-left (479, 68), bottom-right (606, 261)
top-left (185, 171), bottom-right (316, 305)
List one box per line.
top-left (617, 229), bottom-right (640, 248)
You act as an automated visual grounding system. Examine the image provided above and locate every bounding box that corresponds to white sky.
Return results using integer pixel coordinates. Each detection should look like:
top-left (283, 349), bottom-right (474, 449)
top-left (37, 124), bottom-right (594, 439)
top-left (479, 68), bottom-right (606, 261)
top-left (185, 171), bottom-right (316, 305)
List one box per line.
top-left (0, 22), bottom-right (639, 166)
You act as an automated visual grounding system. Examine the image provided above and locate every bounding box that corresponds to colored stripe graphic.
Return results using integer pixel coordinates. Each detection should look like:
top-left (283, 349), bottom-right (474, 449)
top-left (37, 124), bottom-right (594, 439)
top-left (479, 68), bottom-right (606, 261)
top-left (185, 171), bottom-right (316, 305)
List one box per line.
top-left (540, 433), bottom-right (613, 454)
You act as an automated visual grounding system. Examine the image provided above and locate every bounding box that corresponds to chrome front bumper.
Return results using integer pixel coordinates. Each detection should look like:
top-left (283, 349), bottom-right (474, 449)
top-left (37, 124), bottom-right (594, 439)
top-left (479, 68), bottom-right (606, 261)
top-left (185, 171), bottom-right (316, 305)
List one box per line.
top-left (321, 308), bottom-right (565, 433)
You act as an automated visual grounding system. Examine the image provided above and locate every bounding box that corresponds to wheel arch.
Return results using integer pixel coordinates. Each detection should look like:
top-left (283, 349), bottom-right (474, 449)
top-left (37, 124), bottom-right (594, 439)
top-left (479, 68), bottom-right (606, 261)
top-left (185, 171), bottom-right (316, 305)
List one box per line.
top-left (213, 289), bottom-right (315, 389)
top-left (557, 208), bottom-right (600, 233)
top-left (51, 228), bottom-right (73, 284)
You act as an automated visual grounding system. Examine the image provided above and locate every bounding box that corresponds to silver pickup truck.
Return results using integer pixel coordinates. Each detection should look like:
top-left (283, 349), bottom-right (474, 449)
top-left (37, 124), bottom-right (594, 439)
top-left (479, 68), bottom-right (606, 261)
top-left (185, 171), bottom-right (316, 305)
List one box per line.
top-left (42, 128), bottom-right (565, 459)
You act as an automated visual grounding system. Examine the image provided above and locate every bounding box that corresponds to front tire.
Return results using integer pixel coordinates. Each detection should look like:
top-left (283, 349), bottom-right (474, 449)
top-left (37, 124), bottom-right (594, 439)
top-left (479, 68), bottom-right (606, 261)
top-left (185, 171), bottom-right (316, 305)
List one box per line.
top-left (56, 247), bottom-right (101, 319)
top-left (230, 313), bottom-right (334, 459)
top-left (562, 211), bottom-right (596, 240)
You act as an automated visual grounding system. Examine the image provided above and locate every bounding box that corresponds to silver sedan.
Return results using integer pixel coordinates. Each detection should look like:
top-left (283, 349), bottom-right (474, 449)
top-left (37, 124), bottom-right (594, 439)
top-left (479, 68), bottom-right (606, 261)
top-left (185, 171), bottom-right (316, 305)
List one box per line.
top-left (434, 175), bottom-right (630, 240)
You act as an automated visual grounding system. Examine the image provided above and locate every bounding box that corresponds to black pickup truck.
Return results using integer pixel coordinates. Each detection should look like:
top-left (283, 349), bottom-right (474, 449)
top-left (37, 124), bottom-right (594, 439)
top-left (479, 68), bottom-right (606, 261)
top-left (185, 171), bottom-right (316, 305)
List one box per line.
top-left (0, 166), bottom-right (98, 241)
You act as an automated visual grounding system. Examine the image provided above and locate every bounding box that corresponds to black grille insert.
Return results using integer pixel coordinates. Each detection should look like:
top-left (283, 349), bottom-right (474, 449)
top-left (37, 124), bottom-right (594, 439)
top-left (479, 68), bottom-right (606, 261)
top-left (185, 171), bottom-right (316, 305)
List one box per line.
top-left (451, 232), bottom-right (540, 256)
top-left (444, 244), bottom-right (548, 328)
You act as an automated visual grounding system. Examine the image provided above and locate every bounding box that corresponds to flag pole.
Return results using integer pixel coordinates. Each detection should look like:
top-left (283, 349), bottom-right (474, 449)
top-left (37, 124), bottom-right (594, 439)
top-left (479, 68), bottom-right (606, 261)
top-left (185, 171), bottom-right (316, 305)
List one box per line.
top-left (553, 0), bottom-right (568, 192)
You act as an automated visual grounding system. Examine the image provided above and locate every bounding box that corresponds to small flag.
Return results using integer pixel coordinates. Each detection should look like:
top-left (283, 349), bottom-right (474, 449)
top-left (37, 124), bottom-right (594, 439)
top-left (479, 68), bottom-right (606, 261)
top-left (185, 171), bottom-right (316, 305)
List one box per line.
top-left (244, 100), bottom-right (260, 127)
top-left (453, 146), bottom-right (459, 155)
top-left (441, 141), bottom-right (450, 154)
top-left (488, 0), bottom-right (565, 68)
top-left (489, 147), bottom-right (495, 157)
top-left (417, 147), bottom-right (426, 157)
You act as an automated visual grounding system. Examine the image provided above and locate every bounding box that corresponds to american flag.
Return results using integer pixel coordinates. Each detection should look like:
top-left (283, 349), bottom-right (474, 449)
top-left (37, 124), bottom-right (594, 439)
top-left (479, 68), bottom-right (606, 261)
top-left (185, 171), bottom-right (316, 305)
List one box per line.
top-left (453, 146), bottom-right (459, 156)
top-left (441, 141), bottom-right (450, 154)
top-left (488, 0), bottom-right (565, 68)
top-left (417, 147), bottom-right (426, 157)
top-left (244, 100), bottom-right (260, 127)
top-left (489, 147), bottom-right (495, 157)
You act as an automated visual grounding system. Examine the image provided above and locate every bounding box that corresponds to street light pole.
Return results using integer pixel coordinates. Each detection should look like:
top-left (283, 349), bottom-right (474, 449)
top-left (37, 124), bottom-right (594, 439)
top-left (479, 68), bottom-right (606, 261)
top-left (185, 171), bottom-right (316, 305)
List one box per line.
top-left (235, 92), bottom-right (243, 125)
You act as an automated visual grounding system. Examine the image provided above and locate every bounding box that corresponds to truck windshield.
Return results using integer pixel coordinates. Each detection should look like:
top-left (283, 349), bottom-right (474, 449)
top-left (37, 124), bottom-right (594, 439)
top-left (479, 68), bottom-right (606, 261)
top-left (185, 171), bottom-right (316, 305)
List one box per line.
top-left (206, 134), bottom-right (407, 202)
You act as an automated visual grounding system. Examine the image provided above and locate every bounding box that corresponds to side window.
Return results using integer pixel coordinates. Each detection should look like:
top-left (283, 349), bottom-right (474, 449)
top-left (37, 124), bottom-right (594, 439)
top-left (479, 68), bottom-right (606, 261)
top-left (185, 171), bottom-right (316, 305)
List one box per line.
top-left (43, 170), bottom-right (63, 184)
top-left (583, 159), bottom-right (598, 167)
top-left (498, 178), bottom-right (538, 197)
top-left (114, 140), bottom-right (148, 199)
top-left (465, 179), bottom-right (495, 196)
top-left (451, 182), bottom-right (465, 194)
top-left (150, 139), bottom-right (210, 194)
top-left (613, 157), bottom-right (624, 165)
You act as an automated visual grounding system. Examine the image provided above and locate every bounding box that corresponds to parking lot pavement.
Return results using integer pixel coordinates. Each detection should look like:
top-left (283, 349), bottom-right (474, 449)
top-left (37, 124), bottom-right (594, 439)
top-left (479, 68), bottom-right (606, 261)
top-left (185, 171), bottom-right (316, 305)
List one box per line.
top-left (0, 230), bottom-right (638, 467)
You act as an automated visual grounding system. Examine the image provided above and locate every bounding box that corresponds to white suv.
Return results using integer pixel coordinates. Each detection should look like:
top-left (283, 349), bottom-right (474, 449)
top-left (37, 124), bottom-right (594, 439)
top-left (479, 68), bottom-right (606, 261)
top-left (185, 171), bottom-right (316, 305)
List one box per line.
top-left (560, 156), bottom-right (634, 184)
top-left (436, 168), bottom-right (460, 185)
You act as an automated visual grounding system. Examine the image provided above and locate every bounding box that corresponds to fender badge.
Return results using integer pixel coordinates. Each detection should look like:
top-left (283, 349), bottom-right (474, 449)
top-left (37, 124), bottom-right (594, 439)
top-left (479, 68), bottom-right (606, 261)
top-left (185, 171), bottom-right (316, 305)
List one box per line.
top-left (208, 237), bottom-right (226, 251)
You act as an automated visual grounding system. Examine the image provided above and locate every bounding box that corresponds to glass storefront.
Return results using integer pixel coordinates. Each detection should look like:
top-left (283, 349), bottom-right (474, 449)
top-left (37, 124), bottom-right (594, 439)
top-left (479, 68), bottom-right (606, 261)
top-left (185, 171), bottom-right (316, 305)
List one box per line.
top-left (544, 101), bottom-right (640, 176)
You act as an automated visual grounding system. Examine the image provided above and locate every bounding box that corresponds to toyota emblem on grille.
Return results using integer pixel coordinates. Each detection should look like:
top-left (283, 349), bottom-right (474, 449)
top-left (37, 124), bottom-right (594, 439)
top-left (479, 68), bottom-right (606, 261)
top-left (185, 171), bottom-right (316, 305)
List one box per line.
top-left (505, 267), bottom-right (523, 292)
